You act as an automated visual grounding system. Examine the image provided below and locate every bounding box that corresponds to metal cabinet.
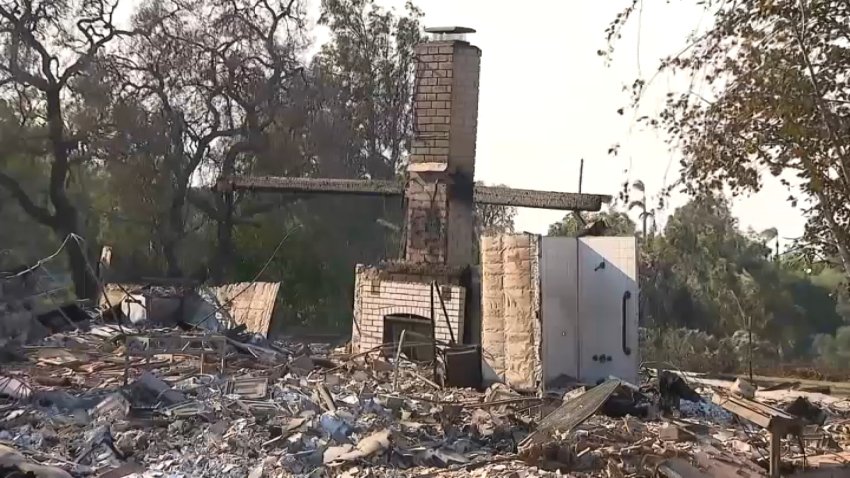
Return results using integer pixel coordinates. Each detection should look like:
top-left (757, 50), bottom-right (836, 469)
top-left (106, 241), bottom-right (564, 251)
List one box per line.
top-left (541, 236), bottom-right (639, 386)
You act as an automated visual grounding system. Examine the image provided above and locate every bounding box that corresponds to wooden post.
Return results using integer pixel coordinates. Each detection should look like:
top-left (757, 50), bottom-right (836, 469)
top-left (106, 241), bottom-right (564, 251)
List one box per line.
top-left (394, 329), bottom-right (407, 391)
top-left (769, 428), bottom-right (781, 478)
top-left (220, 338), bottom-right (226, 373)
top-left (711, 392), bottom-right (801, 478)
top-left (434, 284), bottom-right (456, 344)
top-left (123, 345), bottom-right (130, 386)
top-left (430, 282), bottom-right (438, 383)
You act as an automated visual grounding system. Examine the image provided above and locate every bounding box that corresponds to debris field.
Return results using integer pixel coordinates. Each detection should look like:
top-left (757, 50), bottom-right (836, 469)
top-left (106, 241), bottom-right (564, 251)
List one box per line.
top-left (0, 321), bottom-right (849, 478)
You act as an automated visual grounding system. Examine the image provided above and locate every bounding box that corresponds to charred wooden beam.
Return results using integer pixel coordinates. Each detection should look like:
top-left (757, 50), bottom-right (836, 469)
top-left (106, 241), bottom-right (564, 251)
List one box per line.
top-left (220, 175), bottom-right (611, 212)
top-left (473, 185), bottom-right (610, 211)
top-left (217, 176), bottom-right (405, 196)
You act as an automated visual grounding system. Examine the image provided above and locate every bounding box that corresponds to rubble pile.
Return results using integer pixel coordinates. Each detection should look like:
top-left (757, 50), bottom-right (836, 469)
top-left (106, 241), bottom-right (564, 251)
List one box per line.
top-left (0, 323), bottom-right (849, 477)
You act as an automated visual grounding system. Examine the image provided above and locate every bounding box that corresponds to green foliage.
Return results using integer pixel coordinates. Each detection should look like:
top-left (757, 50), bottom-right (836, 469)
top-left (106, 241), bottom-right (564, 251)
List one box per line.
top-left (813, 326), bottom-right (850, 368)
top-left (0, 0), bottom-right (518, 331)
top-left (547, 210), bottom-right (636, 237)
top-left (0, 0), bottom-right (416, 327)
top-left (641, 327), bottom-right (779, 374)
top-left (641, 327), bottom-right (737, 373)
top-left (555, 195), bottom-right (846, 362)
top-left (606, 0), bottom-right (850, 279)
top-left (644, 195), bottom-right (842, 351)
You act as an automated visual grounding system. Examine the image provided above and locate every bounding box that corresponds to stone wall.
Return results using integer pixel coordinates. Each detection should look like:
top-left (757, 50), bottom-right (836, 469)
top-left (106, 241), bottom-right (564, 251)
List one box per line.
top-left (352, 266), bottom-right (466, 353)
top-left (480, 233), bottom-right (542, 392)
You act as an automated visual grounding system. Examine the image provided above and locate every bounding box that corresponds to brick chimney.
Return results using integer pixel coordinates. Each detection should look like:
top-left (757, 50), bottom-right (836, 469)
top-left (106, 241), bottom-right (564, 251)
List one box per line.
top-left (405, 27), bottom-right (481, 266)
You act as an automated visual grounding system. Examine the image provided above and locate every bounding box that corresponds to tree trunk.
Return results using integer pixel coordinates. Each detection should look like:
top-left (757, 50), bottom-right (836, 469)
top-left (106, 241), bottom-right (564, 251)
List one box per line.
top-left (62, 229), bottom-right (98, 300)
top-left (213, 192), bottom-right (235, 283)
top-left (213, 140), bottom-right (255, 283)
top-left (162, 197), bottom-right (185, 278)
top-left (45, 88), bottom-right (99, 300)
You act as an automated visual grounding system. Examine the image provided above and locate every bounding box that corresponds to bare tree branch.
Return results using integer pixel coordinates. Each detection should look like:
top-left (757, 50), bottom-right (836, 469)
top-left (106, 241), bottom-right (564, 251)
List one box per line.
top-left (0, 170), bottom-right (56, 227)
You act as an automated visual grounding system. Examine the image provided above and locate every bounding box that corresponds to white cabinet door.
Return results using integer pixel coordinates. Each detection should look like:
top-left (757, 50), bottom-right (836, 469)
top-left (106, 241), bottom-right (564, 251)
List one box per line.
top-left (540, 237), bottom-right (579, 385)
top-left (577, 237), bottom-right (639, 384)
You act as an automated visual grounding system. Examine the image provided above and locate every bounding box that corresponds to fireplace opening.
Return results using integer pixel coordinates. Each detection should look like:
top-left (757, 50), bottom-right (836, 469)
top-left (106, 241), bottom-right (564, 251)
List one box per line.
top-left (383, 314), bottom-right (434, 362)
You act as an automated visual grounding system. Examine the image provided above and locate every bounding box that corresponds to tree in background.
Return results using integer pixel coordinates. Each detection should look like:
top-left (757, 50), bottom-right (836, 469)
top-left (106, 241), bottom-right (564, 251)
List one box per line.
top-left (315, 0), bottom-right (422, 180)
top-left (650, 196), bottom-right (839, 358)
top-left (548, 194), bottom-right (846, 364)
top-left (547, 210), bottom-right (636, 237)
top-left (813, 326), bottom-right (850, 368)
top-left (0, 0), bottom-right (133, 299)
top-left (474, 184), bottom-right (517, 236)
top-left (250, 0), bottom-right (423, 328)
top-left (0, 104), bottom-right (61, 271)
top-left (606, 0), bottom-right (850, 280)
top-left (99, 0), bottom-right (309, 279)
top-left (0, 0), bottom-right (522, 331)
top-left (602, 1), bottom-right (850, 367)
top-left (628, 180), bottom-right (655, 239)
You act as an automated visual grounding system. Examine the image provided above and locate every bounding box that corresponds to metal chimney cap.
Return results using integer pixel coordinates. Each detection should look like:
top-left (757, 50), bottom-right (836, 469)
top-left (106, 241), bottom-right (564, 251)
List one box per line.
top-left (424, 26), bottom-right (476, 34)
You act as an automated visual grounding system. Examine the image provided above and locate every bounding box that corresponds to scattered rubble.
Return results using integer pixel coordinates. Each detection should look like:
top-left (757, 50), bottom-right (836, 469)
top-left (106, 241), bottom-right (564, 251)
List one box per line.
top-left (0, 320), bottom-right (848, 477)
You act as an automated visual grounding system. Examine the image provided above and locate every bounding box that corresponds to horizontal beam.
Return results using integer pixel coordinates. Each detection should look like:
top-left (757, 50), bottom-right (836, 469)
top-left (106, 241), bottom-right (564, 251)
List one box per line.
top-left (474, 185), bottom-right (610, 211)
top-left (217, 176), bottom-right (405, 196)
top-left (221, 176), bottom-right (611, 211)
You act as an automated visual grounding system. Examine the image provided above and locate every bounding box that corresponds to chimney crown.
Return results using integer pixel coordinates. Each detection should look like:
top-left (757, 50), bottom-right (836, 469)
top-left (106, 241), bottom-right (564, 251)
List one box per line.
top-left (424, 26), bottom-right (476, 42)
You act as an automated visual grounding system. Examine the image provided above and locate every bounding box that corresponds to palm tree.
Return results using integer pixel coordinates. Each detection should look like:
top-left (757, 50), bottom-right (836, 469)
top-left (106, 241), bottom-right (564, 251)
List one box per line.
top-left (628, 180), bottom-right (655, 240)
top-left (759, 227), bottom-right (779, 260)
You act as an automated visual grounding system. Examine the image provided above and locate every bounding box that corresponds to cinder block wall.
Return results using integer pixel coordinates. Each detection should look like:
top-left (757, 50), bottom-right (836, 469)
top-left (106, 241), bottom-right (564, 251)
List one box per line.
top-left (352, 268), bottom-right (466, 353)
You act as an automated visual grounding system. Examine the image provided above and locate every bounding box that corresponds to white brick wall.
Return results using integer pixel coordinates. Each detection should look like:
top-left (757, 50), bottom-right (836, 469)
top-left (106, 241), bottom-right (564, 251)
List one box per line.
top-left (352, 273), bottom-right (466, 353)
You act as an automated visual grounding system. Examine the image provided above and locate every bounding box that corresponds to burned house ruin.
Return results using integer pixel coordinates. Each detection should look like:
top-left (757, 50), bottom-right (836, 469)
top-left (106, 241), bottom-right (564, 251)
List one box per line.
top-left (219, 27), bottom-right (637, 392)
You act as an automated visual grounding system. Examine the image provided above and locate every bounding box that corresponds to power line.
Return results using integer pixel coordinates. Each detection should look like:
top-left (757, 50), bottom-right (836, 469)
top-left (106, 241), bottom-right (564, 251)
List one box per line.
top-left (193, 225), bottom-right (300, 329)
top-left (0, 235), bottom-right (72, 280)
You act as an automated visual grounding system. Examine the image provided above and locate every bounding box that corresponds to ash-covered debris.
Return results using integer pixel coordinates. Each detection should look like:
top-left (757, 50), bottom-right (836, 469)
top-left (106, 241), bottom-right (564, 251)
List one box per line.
top-left (0, 325), bottom-right (848, 477)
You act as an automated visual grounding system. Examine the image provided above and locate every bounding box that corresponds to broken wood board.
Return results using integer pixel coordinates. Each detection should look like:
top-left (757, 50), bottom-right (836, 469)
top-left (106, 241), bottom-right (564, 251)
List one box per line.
top-left (675, 371), bottom-right (850, 398)
top-left (214, 282), bottom-right (280, 336)
top-left (712, 392), bottom-right (801, 433)
top-left (519, 378), bottom-right (620, 450)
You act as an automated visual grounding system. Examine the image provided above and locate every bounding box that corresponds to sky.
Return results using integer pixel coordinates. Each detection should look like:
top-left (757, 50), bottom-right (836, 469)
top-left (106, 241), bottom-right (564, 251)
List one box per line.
top-left (327, 0), bottom-right (808, 245)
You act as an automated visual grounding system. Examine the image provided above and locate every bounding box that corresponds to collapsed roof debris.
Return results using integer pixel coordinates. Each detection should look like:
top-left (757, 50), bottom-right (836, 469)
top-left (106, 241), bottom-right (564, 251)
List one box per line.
top-left (0, 317), bottom-right (847, 478)
top-left (100, 281), bottom-right (280, 335)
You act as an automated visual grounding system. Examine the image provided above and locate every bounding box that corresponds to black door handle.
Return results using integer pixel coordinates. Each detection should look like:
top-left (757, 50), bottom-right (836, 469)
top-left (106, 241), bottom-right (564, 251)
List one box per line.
top-left (622, 290), bottom-right (632, 355)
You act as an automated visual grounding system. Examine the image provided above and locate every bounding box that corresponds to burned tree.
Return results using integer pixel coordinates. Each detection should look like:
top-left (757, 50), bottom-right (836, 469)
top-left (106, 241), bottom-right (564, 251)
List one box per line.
top-left (102, 0), bottom-right (308, 278)
top-left (0, 0), bottom-right (131, 299)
